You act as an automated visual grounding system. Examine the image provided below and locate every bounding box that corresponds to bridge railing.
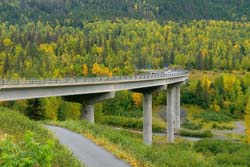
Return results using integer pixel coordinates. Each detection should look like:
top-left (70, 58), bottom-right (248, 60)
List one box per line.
top-left (0, 70), bottom-right (188, 86)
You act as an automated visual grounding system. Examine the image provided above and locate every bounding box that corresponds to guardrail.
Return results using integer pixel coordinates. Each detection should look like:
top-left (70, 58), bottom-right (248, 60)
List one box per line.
top-left (0, 71), bottom-right (189, 86)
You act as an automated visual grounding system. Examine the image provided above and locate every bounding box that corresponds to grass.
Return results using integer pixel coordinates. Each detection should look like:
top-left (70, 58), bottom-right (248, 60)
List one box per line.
top-left (0, 107), bottom-right (83, 167)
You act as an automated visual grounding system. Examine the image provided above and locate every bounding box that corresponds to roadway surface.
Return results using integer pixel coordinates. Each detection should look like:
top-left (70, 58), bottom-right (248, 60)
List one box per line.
top-left (46, 125), bottom-right (131, 167)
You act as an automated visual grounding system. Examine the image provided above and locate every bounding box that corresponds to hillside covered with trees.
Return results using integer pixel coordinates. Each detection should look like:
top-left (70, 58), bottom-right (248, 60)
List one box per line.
top-left (1, 20), bottom-right (250, 79)
top-left (1, 0), bottom-right (250, 26)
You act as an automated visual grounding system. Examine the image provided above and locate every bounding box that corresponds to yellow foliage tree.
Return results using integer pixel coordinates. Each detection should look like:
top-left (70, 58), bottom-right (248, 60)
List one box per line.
top-left (245, 97), bottom-right (250, 143)
top-left (132, 93), bottom-right (142, 107)
top-left (3, 38), bottom-right (12, 47)
top-left (92, 63), bottom-right (101, 75)
top-left (83, 64), bottom-right (88, 76)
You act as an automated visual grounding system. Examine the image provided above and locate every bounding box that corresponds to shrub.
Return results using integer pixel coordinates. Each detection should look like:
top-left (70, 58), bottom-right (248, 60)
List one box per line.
top-left (182, 120), bottom-right (203, 130)
top-left (194, 139), bottom-right (242, 155)
top-left (0, 131), bottom-right (54, 167)
top-left (101, 115), bottom-right (165, 132)
top-left (179, 129), bottom-right (213, 138)
top-left (193, 110), bottom-right (237, 123)
top-left (212, 123), bottom-right (234, 130)
top-left (0, 107), bottom-right (83, 167)
top-left (194, 139), bottom-right (250, 166)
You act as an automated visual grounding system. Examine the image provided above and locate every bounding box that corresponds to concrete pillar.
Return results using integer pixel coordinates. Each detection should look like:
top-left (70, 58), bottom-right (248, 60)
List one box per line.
top-left (143, 92), bottom-right (152, 145)
top-left (73, 92), bottom-right (115, 123)
top-left (82, 104), bottom-right (95, 123)
top-left (175, 86), bottom-right (181, 130)
top-left (167, 86), bottom-right (175, 143)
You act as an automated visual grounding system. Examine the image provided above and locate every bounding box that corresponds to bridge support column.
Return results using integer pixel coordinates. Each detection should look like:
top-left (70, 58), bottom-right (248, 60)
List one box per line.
top-left (64, 92), bottom-right (115, 124)
top-left (132, 86), bottom-right (165, 145)
top-left (143, 92), bottom-right (152, 145)
top-left (167, 85), bottom-right (175, 143)
top-left (82, 104), bottom-right (94, 123)
top-left (175, 86), bottom-right (181, 130)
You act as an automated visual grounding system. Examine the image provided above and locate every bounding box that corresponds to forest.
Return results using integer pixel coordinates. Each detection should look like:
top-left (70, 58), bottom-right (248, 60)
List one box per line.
top-left (1, 20), bottom-right (250, 80)
top-left (1, 0), bottom-right (250, 26)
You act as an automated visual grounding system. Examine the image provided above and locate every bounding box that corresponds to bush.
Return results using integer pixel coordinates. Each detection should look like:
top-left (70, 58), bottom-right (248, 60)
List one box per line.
top-left (179, 129), bottom-right (213, 138)
top-left (194, 139), bottom-right (250, 166)
top-left (101, 115), bottom-right (165, 132)
top-left (0, 107), bottom-right (83, 167)
top-left (193, 110), bottom-right (237, 123)
top-left (182, 120), bottom-right (203, 130)
top-left (212, 123), bottom-right (234, 130)
top-left (194, 139), bottom-right (242, 155)
top-left (0, 131), bottom-right (54, 167)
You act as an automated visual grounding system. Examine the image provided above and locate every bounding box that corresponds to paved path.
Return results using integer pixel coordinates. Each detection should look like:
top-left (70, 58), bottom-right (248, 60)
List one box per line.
top-left (213, 121), bottom-right (246, 136)
top-left (46, 126), bottom-right (131, 167)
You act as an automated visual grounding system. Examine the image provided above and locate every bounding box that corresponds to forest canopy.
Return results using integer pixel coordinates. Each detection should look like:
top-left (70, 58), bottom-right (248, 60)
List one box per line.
top-left (1, 20), bottom-right (250, 79)
top-left (1, 0), bottom-right (250, 26)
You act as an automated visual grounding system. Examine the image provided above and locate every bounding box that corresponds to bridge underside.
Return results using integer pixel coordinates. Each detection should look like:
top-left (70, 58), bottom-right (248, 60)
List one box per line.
top-left (64, 83), bottom-right (181, 145)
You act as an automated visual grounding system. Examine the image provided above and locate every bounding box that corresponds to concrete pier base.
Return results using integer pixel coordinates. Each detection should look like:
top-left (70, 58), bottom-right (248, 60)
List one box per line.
top-left (143, 92), bottom-right (152, 145)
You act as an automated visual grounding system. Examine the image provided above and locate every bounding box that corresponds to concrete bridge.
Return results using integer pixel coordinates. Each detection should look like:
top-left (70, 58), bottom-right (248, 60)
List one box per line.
top-left (0, 70), bottom-right (189, 145)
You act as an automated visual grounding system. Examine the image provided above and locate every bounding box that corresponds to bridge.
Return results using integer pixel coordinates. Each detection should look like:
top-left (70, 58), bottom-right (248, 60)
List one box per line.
top-left (0, 70), bottom-right (189, 145)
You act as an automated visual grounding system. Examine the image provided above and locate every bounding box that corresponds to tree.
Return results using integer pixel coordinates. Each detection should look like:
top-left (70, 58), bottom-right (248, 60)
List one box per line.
top-left (26, 99), bottom-right (45, 120)
top-left (132, 93), bottom-right (142, 107)
top-left (92, 63), bottom-right (101, 76)
top-left (245, 97), bottom-right (250, 143)
top-left (2, 54), bottom-right (10, 77)
top-left (82, 64), bottom-right (88, 76)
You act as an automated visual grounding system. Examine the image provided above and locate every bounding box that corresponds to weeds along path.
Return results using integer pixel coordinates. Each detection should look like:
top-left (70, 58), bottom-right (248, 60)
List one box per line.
top-left (46, 125), bottom-right (131, 167)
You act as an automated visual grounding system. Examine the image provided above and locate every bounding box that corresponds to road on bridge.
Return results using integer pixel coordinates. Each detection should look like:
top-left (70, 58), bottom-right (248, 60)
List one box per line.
top-left (46, 125), bottom-right (131, 167)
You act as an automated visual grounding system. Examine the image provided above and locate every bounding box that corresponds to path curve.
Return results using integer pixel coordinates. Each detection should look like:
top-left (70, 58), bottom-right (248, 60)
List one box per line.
top-left (46, 125), bottom-right (131, 167)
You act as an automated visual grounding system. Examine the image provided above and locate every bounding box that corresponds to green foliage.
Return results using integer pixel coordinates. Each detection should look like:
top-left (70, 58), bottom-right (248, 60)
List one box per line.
top-left (50, 120), bottom-right (250, 167)
top-left (1, 0), bottom-right (250, 26)
top-left (182, 72), bottom-right (250, 119)
top-left (57, 101), bottom-right (81, 121)
top-left (0, 107), bottom-right (83, 167)
top-left (211, 123), bottom-right (234, 130)
top-left (193, 110), bottom-right (237, 123)
top-left (194, 139), bottom-right (250, 166)
top-left (0, 131), bottom-right (54, 167)
top-left (1, 20), bottom-right (250, 79)
top-left (101, 115), bottom-right (165, 132)
top-left (182, 120), bottom-right (203, 130)
top-left (49, 120), bottom-right (209, 167)
top-left (179, 129), bottom-right (213, 138)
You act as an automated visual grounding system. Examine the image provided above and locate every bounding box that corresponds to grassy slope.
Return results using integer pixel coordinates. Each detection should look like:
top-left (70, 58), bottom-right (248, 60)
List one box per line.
top-left (0, 107), bottom-right (83, 167)
top-left (48, 119), bottom-right (250, 167)
top-left (48, 120), bottom-right (208, 167)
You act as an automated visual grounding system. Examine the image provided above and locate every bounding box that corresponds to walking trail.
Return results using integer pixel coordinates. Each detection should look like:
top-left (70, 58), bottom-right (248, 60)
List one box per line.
top-left (46, 125), bottom-right (131, 167)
